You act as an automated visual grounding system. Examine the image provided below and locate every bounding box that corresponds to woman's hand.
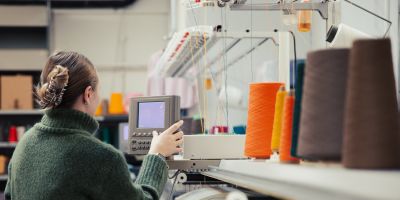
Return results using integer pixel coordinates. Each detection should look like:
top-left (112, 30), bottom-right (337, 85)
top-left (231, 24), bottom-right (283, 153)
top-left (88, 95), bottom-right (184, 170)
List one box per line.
top-left (148, 120), bottom-right (184, 157)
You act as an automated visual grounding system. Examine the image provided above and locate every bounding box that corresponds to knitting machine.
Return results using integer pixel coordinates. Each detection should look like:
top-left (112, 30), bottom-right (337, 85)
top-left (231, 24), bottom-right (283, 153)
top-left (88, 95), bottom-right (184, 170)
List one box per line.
top-left (126, 95), bottom-right (246, 190)
top-left (127, 95), bottom-right (245, 159)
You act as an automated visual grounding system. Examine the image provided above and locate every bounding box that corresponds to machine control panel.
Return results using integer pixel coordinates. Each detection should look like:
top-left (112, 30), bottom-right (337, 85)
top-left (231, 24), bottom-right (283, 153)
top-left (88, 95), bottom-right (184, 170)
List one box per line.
top-left (128, 95), bottom-right (180, 155)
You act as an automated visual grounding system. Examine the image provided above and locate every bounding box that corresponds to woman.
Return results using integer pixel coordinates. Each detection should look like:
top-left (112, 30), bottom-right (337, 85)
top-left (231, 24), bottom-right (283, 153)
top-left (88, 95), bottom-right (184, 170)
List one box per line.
top-left (5, 51), bottom-right (183, 200)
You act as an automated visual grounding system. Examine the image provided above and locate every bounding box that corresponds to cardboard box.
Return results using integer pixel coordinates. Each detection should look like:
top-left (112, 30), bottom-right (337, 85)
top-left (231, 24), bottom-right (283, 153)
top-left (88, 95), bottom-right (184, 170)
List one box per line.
top-left (0, 155), bottom-right (8, 174)
top-left (1, 75), bottom-right (33, 110)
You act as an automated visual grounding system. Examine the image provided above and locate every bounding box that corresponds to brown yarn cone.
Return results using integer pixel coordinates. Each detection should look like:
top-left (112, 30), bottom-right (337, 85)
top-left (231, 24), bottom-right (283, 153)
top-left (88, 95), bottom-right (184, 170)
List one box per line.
top-left (297, 48), bottom-right (350, 161)
top-left (343, 39), bottom-right (400, 169)
top-left (181, 117), bottom-right (193, 135)
top-left (191, 118), bottom-right (204, 134)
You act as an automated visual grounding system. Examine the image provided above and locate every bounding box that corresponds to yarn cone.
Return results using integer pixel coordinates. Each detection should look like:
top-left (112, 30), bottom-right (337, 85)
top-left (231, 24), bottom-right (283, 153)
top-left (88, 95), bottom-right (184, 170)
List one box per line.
top-left (343, 39), bottom-right (400, 169)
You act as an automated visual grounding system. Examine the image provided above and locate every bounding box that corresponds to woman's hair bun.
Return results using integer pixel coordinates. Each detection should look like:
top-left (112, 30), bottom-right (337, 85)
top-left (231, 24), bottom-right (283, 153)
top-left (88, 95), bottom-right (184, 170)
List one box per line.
top-left (37, 65), bottom-right (69, 109)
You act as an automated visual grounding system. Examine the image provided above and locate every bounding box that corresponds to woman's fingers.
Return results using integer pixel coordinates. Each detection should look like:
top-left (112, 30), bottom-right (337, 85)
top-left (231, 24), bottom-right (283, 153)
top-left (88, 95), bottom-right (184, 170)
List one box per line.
top-left (176, 138), bottom-right (184, 146)
top-left (173, 131), bottom-right (184, 140)
top-left (164, 120), bottom-right (184, 135)
top-left (149, 121), bottom-right (185, 157)
top-left (152, 131), bottom-right (158, 138)
top-left (174, 147), bottom-right (183, 153)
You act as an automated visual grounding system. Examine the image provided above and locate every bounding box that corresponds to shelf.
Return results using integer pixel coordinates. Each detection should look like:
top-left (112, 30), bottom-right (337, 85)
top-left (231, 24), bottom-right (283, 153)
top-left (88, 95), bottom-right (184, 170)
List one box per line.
top-left (0, 110), bottom-right (128, 122)
top-left (0, 110), bottom-right (43, 115)
top-left (0, 5), bottom-right (48, 27)
top-left (95, 115), bottom-right (129, 123)
top-left (0, 69), bottom-right (41, 73)
top-left (0, 49), bottom-right (49, 70)
top-left (202, 160), bottom-right (400, 200)
top-left (0, 175), bottom-right (8, 181)
top-left (0, 143), bottom-right (17, 148)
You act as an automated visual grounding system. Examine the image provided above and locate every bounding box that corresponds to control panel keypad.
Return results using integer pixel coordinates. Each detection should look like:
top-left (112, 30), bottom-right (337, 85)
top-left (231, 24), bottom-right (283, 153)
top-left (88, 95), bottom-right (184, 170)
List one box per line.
top-left (130, 132), bottom-right (153, 154)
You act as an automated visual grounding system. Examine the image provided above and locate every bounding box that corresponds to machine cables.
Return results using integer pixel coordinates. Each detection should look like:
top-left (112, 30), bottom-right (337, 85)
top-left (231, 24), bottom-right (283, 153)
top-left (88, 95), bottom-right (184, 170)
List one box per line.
top-left (289, 30), bottom-right (297, 90)
top-left (168, 170), bottom-right (183, 200)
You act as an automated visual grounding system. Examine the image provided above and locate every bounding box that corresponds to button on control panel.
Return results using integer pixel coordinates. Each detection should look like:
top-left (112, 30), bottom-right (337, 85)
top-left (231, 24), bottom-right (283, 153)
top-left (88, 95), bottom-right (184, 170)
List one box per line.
top-left (130, 132), bottom-right (153, 154)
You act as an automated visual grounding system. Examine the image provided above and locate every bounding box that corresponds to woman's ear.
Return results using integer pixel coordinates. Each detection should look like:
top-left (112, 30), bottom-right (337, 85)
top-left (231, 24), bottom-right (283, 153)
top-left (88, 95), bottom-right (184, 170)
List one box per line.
top-left (83, 86), bottom-right (94, 105)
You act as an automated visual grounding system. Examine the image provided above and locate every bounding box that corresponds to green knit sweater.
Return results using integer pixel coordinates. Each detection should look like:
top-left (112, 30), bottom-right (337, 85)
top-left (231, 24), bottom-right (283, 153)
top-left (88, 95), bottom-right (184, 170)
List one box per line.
top-left (4, 109), bottom-right (168, 200)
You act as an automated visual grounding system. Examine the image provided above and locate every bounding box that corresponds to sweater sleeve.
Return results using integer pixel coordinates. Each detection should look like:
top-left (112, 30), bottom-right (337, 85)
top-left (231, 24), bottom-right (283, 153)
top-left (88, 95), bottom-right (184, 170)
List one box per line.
top-left (99, 153), bottom-right (168, 200)
top-left (4, 161), bottom-right (12, 200)
top-left (135, 155), bottom-right (168, 195)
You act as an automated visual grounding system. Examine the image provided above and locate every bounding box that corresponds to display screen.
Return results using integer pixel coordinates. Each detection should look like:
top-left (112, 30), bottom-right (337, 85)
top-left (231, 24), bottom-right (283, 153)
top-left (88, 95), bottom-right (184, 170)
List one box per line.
top-left (137, 102), bottom-right (165, 128)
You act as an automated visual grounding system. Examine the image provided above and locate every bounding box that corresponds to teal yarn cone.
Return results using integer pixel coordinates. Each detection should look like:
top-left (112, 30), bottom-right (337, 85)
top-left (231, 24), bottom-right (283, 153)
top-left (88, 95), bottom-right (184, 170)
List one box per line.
top-left (102, 128), bottom-right (111, 144)
top-left (291, 63), bottom-right (305, 158)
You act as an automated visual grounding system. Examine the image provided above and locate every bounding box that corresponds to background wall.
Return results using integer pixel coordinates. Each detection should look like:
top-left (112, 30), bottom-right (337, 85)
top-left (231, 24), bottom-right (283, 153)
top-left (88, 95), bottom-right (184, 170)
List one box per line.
top-left (52, 0), bottom-right (171, 99)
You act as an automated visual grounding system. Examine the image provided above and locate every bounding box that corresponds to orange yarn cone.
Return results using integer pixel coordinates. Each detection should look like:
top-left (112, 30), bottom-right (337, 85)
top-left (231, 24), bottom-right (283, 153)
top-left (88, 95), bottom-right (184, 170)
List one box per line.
top-left (279, 91), bottom-right (299, 163)
top-left (205, 78), bottom-right (212, 90)
top-left (95, 104), bottom-right (102, 116)
top-left (109, 93), bottom-right (125, 115)
top-left (245, 82), bottom-right (284, 159)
